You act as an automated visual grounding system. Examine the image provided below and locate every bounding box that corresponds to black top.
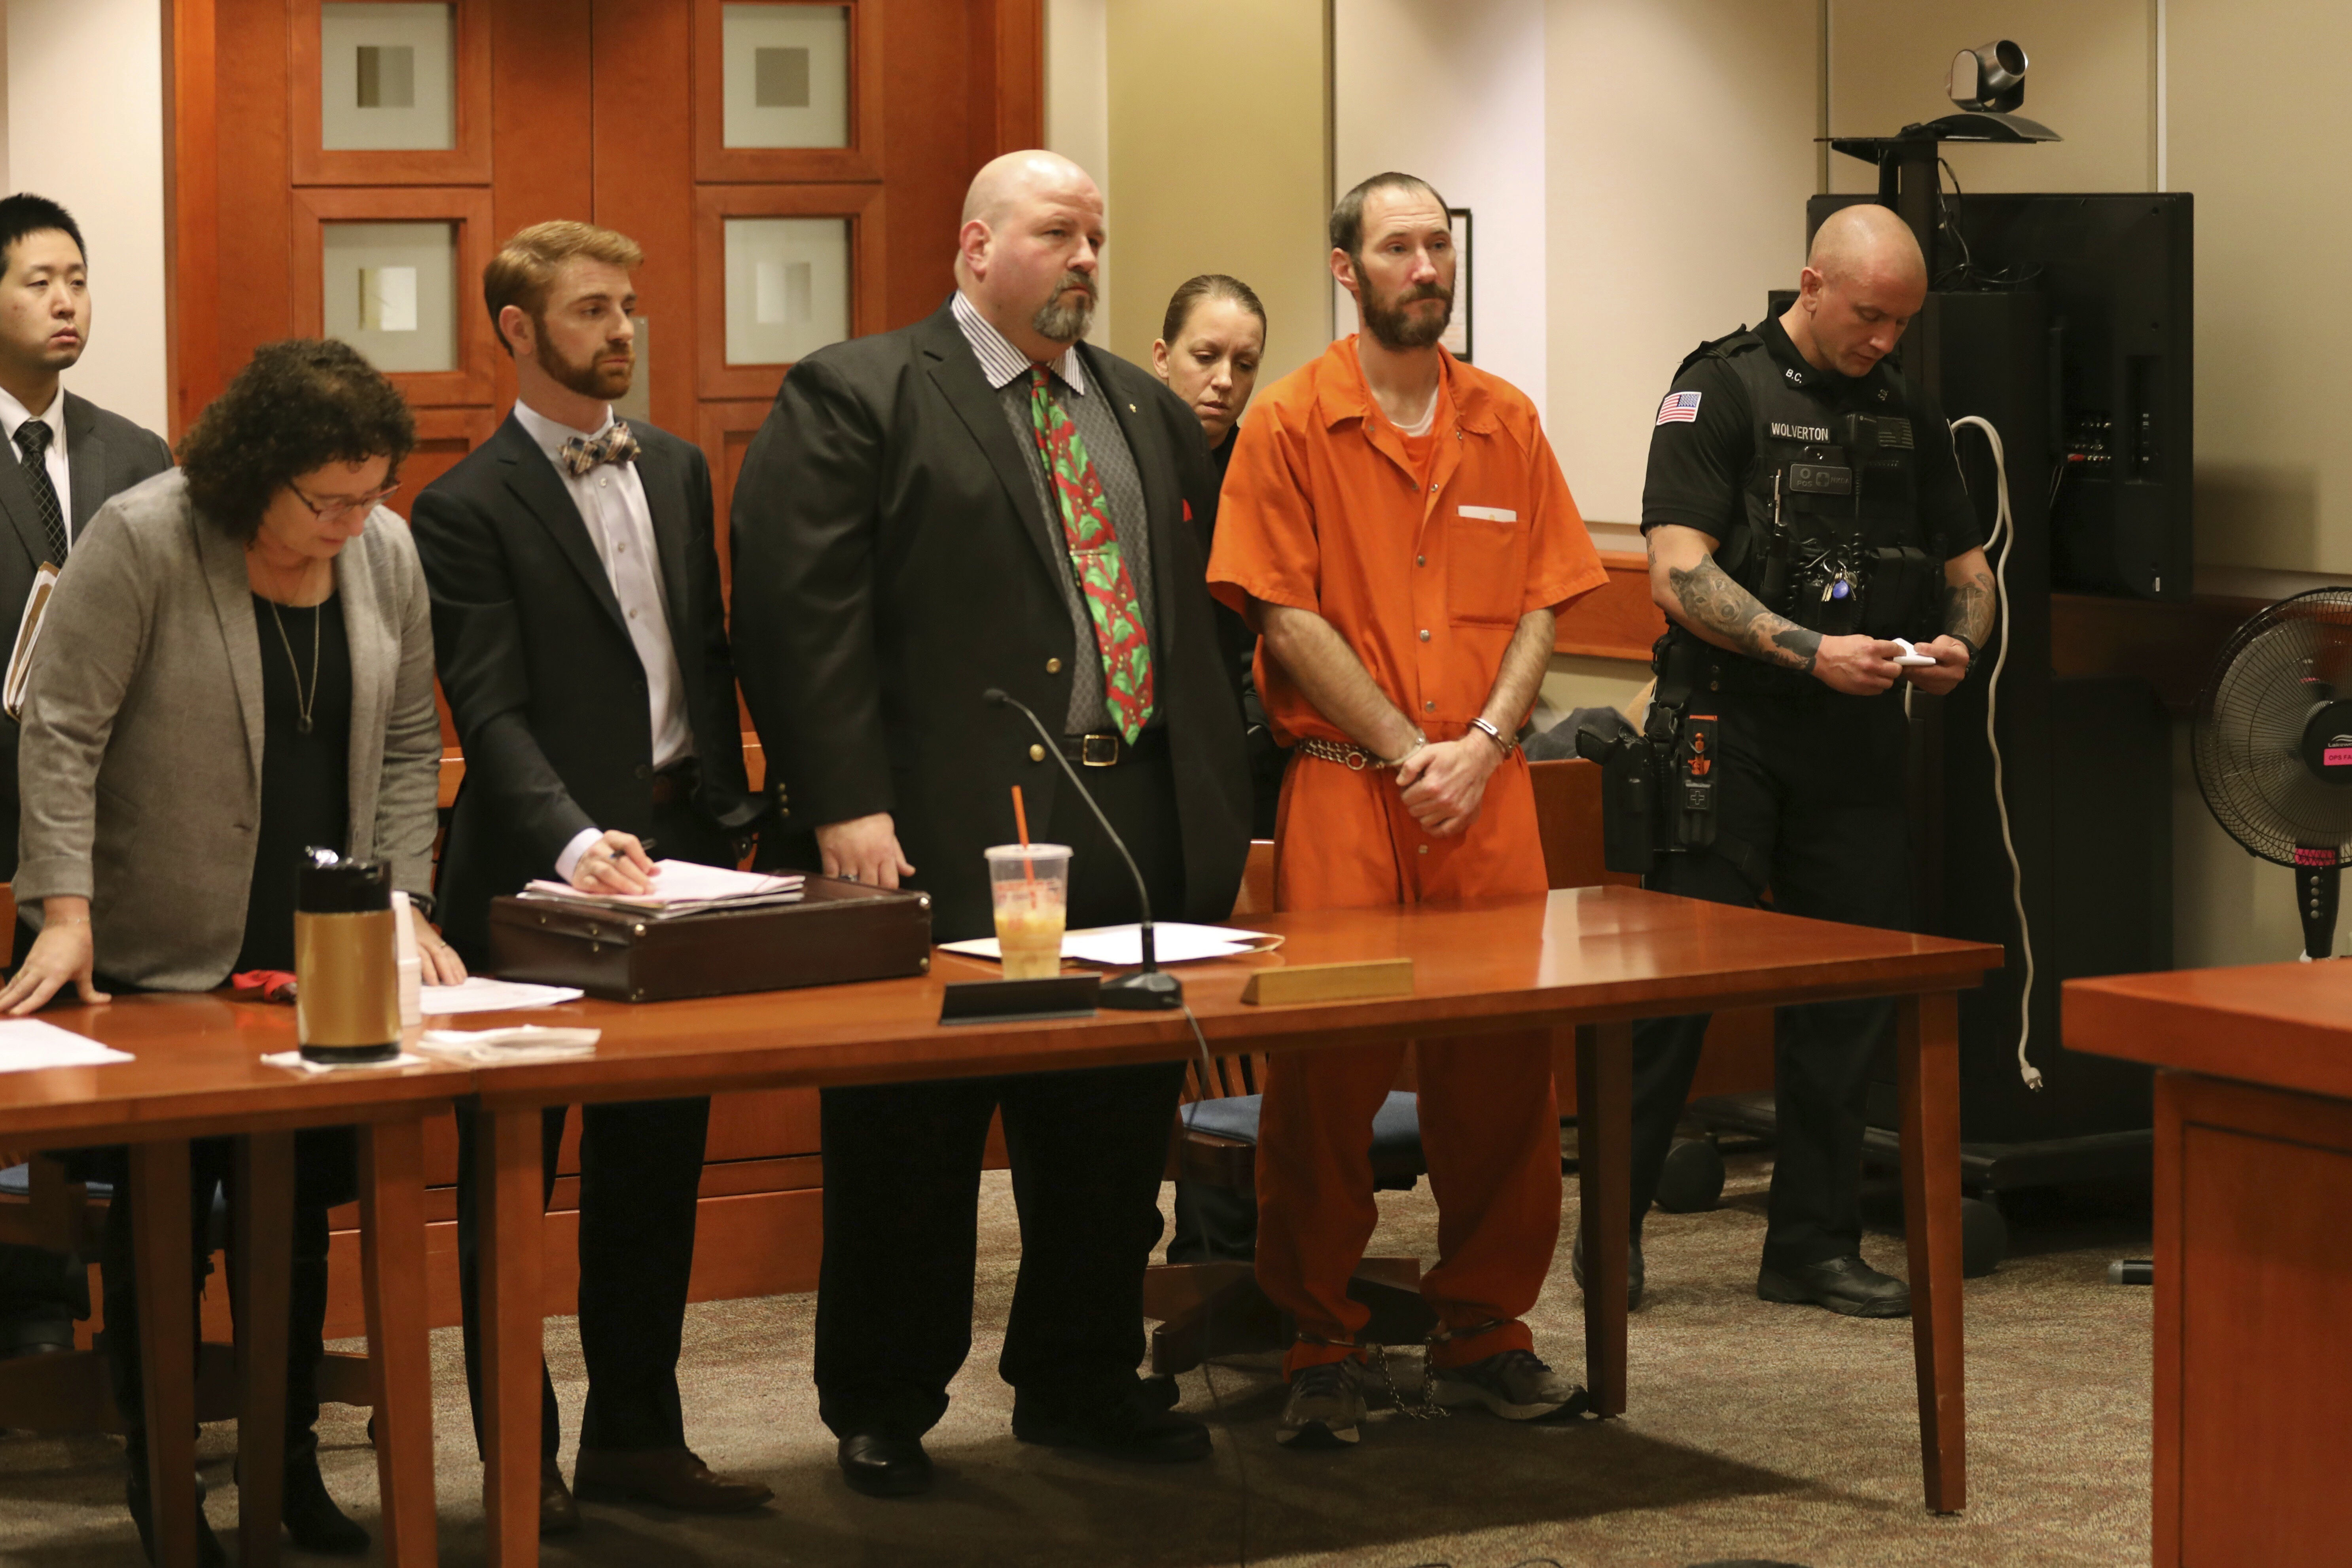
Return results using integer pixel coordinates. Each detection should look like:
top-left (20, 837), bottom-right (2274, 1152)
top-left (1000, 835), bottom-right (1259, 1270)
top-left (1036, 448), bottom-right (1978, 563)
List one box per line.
top-left (1638, 314), bottom-right (1983, 558)
top-left (237, 593), bottom-right (353, 972)
top-left (1208, 423), bottom-right (1238, 488)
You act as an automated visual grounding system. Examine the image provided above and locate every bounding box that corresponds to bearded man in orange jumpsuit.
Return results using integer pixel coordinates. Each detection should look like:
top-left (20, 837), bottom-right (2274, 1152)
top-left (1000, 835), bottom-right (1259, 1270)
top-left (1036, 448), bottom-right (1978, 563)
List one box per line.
top-left (1208, 171), bottom-right (1606, 1449)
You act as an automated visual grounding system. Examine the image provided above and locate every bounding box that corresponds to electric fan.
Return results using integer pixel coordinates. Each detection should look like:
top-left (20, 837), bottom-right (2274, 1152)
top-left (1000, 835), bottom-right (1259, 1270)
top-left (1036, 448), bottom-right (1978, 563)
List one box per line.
top-left (2192, 589), bottom-right (2352, 960)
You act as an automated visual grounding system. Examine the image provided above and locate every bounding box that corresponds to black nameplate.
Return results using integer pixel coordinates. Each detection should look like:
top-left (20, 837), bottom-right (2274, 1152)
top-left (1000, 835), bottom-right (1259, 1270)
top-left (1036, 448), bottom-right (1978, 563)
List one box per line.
top-left (938, 974), bottom-right (1100, 1025)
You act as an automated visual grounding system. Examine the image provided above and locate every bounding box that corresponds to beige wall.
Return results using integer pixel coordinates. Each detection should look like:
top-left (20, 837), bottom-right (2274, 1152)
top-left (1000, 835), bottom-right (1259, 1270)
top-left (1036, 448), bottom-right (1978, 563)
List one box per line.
top-left (1101, 0), bottom-right (1328, 384)
top-left (1827, 1), bottom-right (2155, 196)
top-left (1546, 0), bottom-right (1820, 539)
top-left (5, 0), bottom-right (169, 437)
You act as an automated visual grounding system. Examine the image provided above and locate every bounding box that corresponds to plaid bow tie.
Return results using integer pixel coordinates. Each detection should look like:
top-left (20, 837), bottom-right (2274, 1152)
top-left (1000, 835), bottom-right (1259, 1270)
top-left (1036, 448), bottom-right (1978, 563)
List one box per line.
top-left (559, 422), bottom-right (640, 478)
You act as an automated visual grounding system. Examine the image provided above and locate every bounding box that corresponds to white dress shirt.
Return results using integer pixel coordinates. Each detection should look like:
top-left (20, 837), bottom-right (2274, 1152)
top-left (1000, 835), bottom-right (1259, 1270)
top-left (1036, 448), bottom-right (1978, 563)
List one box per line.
top-left (0, 384), bottom-right (72, 541)
top-left (511, 400), bottom-right (694, 881)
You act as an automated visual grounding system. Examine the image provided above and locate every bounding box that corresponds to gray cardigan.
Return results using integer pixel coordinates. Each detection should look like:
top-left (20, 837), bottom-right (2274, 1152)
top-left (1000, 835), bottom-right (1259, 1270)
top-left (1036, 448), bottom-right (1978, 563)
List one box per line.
top-left (14, 469), bottom-right (442, 990)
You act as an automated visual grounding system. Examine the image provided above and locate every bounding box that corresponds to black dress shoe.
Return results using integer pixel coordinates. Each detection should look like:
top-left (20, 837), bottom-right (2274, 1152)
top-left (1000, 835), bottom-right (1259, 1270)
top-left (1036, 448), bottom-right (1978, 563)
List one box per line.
top-left (540, 1457), bottom-right (581, 1536)
top-left (281, 1454), bottom-right (370, 1554)
top-left (126, 1467), bottom-right (229, 1568)
top-left (1011, 1387), bottom-right (1212, 1464)
top-left (1570, 1232), bottom-right (1646, 1310)
top-left (837, 1433), bottom-right (933, 1498)
top-left (1757, 1254), bottom-right (1911, 1318)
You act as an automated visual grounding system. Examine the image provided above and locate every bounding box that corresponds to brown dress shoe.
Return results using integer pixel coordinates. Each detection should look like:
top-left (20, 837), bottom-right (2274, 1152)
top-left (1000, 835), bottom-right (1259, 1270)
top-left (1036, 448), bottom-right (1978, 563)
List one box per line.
top-left (572, 1447), bottom-right (773, 1513)
top-left (540, 1458), bottom-right (581, 1536)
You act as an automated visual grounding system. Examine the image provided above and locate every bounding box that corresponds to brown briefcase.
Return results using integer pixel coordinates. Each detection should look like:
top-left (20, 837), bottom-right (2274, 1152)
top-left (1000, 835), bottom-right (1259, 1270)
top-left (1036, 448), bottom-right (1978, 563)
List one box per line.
top-left (485, 877), bottom-right (934, 1002)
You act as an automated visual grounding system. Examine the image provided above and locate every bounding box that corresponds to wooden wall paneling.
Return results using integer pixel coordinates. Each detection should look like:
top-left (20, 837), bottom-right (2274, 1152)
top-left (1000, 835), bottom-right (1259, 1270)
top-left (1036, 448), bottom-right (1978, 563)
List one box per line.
top-left (875, 0), bottom-right (971, 328)
top-left (695, 396), bottom-right (779, 605)
top-left (288, 0), bottom-right (494, 186)
top-left (487, 0), bottom-right (598, 419)
top-left (979, 0), bottom-right (1044, 159)
top-left (691, 184), bottom-right (888, 402)
top-left (592, 0), bottom-right (701, 440)
top-left (289, 186), bottom-right (498, 407)
top-left (212, 0), bottom-right (299, 404)
top-left (386, 407), bottom-right (498, 525)
top-left (691, 0), bottom-right (886, 185)
top-left (164, 0), bottom-right (222, 439)
top-left (1557, 549), bottom-right (1666, 661)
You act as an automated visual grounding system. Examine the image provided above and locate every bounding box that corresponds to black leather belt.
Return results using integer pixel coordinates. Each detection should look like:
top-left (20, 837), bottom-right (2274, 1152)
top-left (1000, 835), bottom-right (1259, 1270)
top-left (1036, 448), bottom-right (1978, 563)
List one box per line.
top-left (648, 756), bottom-right (699, 807)
top-left (1056, 728), bottom-right (1167, 768)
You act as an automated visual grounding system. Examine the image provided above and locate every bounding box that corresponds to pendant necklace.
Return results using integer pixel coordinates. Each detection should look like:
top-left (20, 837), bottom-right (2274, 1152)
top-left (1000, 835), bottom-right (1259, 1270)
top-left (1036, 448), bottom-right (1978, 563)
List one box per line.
top-left (266, 596), bottom-right (320, 737)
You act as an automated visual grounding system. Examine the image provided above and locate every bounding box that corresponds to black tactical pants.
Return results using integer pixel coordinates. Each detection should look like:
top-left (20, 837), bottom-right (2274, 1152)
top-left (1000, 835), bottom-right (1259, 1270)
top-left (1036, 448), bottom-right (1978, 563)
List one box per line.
top-left (1631, 684), bottom-right (1911, 1267)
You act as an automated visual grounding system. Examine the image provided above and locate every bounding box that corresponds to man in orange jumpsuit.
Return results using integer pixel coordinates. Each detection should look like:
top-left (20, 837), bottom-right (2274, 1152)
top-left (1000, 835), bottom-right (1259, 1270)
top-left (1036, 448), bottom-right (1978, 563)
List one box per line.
top-left (1208, 171), bottom-right (1606, 1449)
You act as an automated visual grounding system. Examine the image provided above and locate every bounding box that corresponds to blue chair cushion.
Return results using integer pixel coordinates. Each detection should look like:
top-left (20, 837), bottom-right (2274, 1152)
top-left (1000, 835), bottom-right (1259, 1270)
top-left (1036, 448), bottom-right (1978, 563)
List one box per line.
top-left (0, 1163), bottom-right (113, 1199)
top-left (1178, 1091), bottom-right (1425, 1181)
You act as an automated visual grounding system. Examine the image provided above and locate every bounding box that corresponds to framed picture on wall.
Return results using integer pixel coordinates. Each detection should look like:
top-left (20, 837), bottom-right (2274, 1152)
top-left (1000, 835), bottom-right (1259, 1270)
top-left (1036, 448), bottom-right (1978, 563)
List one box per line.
top-left (1444, 208), bottom-right (1472, 362)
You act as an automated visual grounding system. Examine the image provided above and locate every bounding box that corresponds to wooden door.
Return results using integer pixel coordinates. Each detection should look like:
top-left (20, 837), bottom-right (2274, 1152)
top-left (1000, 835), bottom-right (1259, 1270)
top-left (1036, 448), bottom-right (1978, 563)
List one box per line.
top-left (165, 0), bottom-right (1043, 1328)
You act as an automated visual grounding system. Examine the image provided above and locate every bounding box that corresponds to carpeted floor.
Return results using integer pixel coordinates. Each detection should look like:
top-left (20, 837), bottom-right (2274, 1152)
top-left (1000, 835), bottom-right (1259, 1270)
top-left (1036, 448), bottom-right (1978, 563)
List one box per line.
top-left (0, 1149), bottom-right (2151, 1567)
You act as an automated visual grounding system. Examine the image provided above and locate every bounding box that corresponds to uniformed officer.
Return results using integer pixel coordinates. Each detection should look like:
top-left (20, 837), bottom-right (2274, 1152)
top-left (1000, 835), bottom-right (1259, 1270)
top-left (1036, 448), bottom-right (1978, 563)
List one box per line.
top-left (1606, 202), bottom-right (1994, 1318)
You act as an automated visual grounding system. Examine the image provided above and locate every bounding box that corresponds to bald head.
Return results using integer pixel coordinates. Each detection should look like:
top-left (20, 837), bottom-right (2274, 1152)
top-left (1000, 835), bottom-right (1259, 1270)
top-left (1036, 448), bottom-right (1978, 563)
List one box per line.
top-left (1806, 203), bottom-right (1928, 293)
top-left (1781, 203), bottom-right (1929, 379)
top-left (962, 150), bottom-right (1099, 226)
top-left (954, 149), bottom-right (1106, 362)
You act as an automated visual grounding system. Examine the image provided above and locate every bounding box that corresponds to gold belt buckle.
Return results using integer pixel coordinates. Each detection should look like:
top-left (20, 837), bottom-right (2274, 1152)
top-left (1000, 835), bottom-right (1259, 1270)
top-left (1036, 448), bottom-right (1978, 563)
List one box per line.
top-left (1079, 734), bottom-right (1119, 767)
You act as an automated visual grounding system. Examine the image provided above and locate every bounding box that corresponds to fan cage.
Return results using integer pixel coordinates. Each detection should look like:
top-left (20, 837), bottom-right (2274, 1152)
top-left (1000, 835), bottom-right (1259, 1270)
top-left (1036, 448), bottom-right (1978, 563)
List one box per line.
top-left (2193, 588), bottom-right (2352, 869)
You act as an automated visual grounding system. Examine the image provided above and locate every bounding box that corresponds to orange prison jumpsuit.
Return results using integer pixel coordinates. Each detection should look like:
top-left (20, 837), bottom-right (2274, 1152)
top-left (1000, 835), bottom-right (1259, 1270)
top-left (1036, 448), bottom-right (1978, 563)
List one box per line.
top-left (1207, 337), bottom-right (1606, 1375)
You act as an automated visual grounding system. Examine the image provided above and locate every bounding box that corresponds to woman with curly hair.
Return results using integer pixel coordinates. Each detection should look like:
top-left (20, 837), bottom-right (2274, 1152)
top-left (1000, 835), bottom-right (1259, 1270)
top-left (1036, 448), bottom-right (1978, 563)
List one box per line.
top-left (0, 338), bottom-right (464, 1563)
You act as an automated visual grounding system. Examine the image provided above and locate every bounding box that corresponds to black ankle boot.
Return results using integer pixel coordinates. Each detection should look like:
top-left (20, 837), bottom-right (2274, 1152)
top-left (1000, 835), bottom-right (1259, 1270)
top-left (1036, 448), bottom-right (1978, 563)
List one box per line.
top-left (280, 1449), bottom-right (369, 1555)
top-left (125, 1456), bottom-right (229, 1568)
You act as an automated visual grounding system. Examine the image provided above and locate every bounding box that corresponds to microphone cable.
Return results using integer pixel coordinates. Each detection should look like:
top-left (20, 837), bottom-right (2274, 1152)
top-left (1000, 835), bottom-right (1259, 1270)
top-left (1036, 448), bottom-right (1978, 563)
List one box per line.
top-left (1950, 413), bottom-right (2041, 1091)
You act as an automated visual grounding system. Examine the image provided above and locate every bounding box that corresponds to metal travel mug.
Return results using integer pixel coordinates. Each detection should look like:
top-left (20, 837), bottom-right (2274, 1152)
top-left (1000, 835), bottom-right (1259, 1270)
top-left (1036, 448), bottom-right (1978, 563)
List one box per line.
top-left (294, 850), bottom-right (402, 1064)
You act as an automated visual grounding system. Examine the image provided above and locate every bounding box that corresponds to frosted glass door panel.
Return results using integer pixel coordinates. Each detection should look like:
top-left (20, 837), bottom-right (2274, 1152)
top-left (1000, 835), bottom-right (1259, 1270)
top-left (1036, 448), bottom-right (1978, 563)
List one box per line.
top-left (323, 223), bottom-right (458, 372)
top-left (321, 3), bottom-right (456, 150)
top-left (725, 218), bottom-right (849, 365)
top-left (721, 6), bottom-right (849, 148)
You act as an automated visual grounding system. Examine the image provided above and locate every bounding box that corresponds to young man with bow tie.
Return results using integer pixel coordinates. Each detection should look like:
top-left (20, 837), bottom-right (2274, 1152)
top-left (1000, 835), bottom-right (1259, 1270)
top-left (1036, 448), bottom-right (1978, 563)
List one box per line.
top-left (411, 221), bottom-right (769, 1535)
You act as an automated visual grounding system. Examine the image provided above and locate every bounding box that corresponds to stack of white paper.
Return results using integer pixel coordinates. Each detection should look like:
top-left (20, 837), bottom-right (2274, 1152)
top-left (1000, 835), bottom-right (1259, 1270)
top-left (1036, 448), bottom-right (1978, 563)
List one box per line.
top-left (940, 922), bottom-right (1282, 968)
top-left (420, 977), bottom-right (585, 1015)
top-left (519, 859), bottom-right (804, 917)
top-left (0, 1017), bottom-right (133, 1073)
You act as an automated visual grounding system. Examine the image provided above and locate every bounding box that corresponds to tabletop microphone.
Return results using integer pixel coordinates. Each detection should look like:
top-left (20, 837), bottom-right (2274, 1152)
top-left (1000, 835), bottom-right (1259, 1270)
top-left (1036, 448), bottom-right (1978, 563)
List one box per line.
top-left (983, 687), bottom-right (1181, 1010)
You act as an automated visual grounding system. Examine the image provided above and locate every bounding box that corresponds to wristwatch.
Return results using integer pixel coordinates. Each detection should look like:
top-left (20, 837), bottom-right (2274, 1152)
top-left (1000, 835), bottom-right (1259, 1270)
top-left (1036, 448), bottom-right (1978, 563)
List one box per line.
top-left (1466, 717), bottom-right (1517, 757)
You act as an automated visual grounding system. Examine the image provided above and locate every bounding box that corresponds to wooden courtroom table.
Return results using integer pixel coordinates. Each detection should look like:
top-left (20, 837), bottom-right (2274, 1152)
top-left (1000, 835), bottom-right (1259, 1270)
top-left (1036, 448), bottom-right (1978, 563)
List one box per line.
top-left (2067, 960), bottom-right (2352, 1566)
top-left (460, 884), bottom-right (1999, 1565)
top-left (0, 994), bottom-right (467, 1568)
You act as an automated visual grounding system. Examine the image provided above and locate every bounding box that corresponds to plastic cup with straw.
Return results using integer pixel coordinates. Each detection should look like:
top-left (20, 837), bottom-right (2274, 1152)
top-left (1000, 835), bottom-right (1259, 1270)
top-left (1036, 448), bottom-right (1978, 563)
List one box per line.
top-left (987, 786), bottom-right (1070, 981)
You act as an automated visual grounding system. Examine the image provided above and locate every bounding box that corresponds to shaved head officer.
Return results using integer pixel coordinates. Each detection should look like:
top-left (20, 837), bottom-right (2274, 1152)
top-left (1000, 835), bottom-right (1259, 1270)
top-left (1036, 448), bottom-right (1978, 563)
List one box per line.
top-left (727, 153), bottom-right (1249, 1496)
top-left (1613, 205), bottom-right (1996, 1318)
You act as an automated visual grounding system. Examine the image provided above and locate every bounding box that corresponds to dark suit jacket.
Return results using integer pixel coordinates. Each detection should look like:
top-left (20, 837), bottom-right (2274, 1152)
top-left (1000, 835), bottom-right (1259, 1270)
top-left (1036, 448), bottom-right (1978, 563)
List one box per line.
top-left (728, 300), bottom-right (1250, 942)
top-left (411, 413), bottom-right (759, 956)
top-left (0, 391), bottom-right (174, 878)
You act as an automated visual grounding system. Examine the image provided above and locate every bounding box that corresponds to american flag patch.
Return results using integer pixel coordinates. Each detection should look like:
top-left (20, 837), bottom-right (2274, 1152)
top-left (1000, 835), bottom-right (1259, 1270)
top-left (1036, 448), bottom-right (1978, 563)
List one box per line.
top-left (1656, 391), bottom-right (1702, 425)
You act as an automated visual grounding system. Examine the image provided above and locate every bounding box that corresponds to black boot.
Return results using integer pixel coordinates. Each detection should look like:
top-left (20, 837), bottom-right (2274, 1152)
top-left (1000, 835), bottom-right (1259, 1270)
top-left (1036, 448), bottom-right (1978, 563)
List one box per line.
top-left (124, 1449), bottom-right (230, 1568)
top-left (280, 1246), bottom-right (367, 1554)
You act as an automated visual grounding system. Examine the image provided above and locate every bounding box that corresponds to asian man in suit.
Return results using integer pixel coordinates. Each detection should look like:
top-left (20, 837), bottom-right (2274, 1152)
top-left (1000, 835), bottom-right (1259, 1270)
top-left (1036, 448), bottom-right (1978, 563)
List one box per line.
top-left (729, 150), bottom-right (1251, 1498)
top-left (410, 221), bottom-right (770, 1535)
top-left (0, 193), bottom-right (174, 1363)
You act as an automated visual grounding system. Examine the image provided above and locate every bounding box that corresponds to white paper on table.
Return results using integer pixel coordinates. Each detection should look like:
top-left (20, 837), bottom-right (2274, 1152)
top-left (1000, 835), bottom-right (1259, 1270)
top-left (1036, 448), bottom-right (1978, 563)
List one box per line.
top-left (416, 1026), bottom-right (599, 1063)
top-left (520, 859), bottom-right (802, 913)
top-left (0, 1017), bottom-right (133, 1072)
top-left (939, 922), bottom-right (1282, 968)
top-left (419, 977), bottom-right (585, 1015)
top-left (260, 1050), bottom-right (430, 1075)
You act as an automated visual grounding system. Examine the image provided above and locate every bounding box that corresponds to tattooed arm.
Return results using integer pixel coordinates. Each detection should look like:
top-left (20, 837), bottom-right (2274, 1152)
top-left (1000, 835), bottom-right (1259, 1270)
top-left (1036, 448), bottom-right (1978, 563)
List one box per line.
top-left (1899, 545), bottom-right (1995, 697)
top-left (1646, 524), bottom-right (1901, 697)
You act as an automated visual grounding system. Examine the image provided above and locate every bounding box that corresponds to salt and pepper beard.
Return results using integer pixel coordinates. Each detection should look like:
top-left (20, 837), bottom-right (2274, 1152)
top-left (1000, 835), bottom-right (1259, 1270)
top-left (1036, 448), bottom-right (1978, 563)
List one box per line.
top-left (1031, 270), bottom-right (1097, 344)
top-left (1354, 262), bottom-right (1454, 352)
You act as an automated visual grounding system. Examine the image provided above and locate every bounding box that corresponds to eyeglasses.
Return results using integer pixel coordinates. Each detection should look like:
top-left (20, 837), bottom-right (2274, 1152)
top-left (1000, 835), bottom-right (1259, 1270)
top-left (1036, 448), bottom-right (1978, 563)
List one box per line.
top-left (287, 481), bottom-right (399, 523)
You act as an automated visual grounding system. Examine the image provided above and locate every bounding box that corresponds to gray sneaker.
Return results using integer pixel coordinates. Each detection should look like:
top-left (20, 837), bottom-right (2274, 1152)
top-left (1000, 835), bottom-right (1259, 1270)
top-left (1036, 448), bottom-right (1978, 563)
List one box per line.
top-left (1276, 1357), bottom-right (1367, 1449)
top-left (1428, 1349), bottom-right (1589, 1422)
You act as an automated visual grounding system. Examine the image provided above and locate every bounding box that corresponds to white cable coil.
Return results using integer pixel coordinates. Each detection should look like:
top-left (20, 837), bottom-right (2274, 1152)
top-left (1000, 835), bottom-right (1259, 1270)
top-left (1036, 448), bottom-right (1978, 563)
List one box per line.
top-left (1947, 414), bottom-right (2040, 1091)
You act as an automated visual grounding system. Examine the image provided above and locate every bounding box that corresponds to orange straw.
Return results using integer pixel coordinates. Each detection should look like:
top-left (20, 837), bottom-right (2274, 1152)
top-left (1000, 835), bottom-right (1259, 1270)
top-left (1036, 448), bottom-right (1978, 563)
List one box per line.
top-left (1011, 786), bottom-right (1037, 886)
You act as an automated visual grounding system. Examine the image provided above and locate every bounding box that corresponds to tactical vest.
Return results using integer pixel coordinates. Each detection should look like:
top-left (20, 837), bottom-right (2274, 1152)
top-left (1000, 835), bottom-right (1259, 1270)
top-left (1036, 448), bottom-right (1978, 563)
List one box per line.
top-left (1658, 329), bottom-right (1947, 695)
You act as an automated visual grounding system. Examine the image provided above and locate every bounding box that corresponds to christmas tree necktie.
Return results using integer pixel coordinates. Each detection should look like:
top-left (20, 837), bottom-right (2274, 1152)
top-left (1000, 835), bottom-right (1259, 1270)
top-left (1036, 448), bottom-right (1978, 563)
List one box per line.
top-left (1027, 365), bottom-right (1155, 742)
